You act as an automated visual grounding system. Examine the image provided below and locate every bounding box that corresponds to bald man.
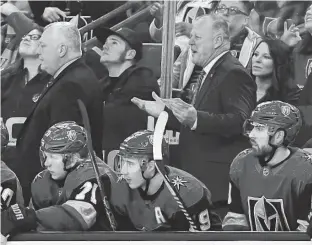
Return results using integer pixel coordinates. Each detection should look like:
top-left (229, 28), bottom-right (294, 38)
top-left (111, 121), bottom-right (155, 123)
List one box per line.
top-left (16, 22), bottom-right (103, 203)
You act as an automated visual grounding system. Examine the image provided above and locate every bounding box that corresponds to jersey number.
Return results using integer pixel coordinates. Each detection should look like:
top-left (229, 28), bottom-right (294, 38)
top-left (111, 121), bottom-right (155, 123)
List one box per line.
top-left (75, 182), bottom-right (98, 205)
top-left (0, 186), bottom-right (14, 210)
top-left (198, 209), bottom-right (210, 231)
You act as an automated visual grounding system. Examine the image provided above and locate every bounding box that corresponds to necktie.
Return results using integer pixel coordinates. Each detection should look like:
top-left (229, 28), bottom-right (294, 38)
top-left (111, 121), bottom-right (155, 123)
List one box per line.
top-left (182, 66), bottom-right (206, 105)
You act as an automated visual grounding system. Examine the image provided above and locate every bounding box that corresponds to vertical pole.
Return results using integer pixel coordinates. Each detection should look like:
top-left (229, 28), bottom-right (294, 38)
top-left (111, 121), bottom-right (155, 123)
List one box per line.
top-left (160, 0), bottom-right (176, 99)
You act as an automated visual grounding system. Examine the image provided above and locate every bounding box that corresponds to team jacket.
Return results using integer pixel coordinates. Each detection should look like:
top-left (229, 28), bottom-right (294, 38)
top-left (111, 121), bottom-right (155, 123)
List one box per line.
top-left (29, 160), bottom-right (116, 231)
top-left (223, 147), bottom-right (312, 231)
top-left (1, 161), bottom-right (24, 211)
top-left (110, 166), bottom-right (222, 231)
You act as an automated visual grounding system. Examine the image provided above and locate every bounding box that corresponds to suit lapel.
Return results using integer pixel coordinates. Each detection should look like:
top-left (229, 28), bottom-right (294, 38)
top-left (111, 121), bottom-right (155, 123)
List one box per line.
top-left (194, 53), bottom-right (228, 108)
top-left (18, 59), bottom-right (81, 140)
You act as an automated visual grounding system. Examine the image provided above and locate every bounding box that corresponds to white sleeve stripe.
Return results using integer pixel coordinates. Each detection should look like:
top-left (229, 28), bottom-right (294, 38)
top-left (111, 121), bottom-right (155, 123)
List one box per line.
top-left (63, 200), bottom-right (97, 230)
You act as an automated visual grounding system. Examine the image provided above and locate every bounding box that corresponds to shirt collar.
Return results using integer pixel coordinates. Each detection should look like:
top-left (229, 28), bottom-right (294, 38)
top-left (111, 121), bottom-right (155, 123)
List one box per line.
top-left (53, 57), bottom-right (80, 79)
top-left (203, 51), bottom-right (228, 75)
top-left (245, 27), bottom-right (260, 40)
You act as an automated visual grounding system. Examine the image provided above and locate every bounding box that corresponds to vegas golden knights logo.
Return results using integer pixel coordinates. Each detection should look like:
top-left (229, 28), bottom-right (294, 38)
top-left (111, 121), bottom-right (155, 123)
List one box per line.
top-left (248, 196), bottom-right (290, 231)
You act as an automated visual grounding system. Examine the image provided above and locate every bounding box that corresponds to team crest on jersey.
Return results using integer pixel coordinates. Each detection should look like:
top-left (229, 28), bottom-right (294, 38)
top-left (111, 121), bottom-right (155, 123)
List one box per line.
top-left (301, 152), bottom-right (312, 163)
top-left (248, 196), bottom-right (290, 231)
top-left (230, 50), bottom-right (238, 58)
top-left (306, 59), bottom-right (312, 78)
top-left (171, 176), bottom-right (188, 191)
top-left (32, 93), bottom-right (41, 103)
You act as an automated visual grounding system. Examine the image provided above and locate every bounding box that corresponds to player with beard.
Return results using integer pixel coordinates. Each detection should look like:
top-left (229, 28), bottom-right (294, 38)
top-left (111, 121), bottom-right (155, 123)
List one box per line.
top-left (223, 101), bottom-right (312, 231)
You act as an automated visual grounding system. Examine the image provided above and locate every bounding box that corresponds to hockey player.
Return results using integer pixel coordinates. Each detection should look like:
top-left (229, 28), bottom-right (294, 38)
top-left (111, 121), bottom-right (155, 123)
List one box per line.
top-left (112, 130), bottom-right (222, 231)
top-left (223, 101), bottom-right (312, 232)
top-left (1, 118), bottom-right (24, 211)
top-left (1, 121), bottom-right (120, 238)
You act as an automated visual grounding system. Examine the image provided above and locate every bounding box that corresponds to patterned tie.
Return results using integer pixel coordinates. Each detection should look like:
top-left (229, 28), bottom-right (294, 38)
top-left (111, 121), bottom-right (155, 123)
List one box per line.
top-left (182, 66), bottom-right (206, 105)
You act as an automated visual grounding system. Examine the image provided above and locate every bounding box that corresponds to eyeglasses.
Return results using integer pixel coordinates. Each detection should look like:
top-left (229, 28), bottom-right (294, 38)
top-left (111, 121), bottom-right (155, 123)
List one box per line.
top-left (21, 34), bottom-right (42, 41)
top-left (215, 5), bottom-right (249, 16)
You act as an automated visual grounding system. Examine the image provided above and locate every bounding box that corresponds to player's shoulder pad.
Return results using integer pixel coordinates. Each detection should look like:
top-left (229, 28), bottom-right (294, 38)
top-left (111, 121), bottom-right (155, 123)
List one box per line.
top-left (230, 149), bottom-right (253, 173)
top-left (288, 147), bottom-right (312, 174)
top-left (32, 169), bottom-right (50, 184)
top-left (167, 166), bottom-right (207, 208)
top-left (1, 161), bottom-right (17, 183)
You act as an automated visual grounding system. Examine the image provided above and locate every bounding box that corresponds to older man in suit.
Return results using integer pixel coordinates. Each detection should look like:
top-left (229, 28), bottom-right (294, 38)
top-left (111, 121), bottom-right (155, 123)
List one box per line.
top-left (132, 14), bottom-right (256, 208)
top-left (16, 22), bottom-right (103, 203)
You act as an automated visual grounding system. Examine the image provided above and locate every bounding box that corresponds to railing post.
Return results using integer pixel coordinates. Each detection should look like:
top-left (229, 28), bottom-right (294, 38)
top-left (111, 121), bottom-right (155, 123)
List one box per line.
top-left (160, 1), bottom-right (176, 99)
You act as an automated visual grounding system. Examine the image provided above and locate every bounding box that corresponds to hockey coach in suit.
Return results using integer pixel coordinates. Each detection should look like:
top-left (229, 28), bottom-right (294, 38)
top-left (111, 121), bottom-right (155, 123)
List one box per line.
top-left (132, 14), bottom-right (257, 206)
top-left (16, 22), bottom-right (103, 203)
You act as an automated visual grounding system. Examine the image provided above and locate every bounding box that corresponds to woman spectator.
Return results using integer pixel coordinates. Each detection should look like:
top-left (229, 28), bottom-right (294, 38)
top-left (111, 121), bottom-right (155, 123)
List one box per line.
top-left (251, 38), bottom-right (301, 105)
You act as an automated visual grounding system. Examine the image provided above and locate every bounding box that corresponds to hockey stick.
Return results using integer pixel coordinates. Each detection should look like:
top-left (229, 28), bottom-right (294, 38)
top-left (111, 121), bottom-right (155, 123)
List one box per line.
top-left (77, 99), bottom-right (117, 231)
top-left (153, 111), bottom-right (198, 232)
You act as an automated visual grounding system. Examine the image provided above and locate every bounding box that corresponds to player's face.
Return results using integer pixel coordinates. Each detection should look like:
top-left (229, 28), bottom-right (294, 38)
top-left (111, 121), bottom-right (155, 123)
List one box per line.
top-left (252, 42), bottom-right (274, 78)
top-left (248, 123), bottom-right (273, 156)
top-left (43, 152), bottom-right (67, 180)
top-left (19, 29), bottom-right (42, 58)
top-left (119, 156), bottom-right (146, 189)
top-left (100, 35), bottom-right (129, 64)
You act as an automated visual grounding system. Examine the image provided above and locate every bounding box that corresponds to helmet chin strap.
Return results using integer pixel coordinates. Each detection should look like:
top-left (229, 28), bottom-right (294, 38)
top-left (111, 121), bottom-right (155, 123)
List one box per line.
top-left (141, 161), bottom-right (158, 197)
top-left (258, 135), bottom-right (279, 167)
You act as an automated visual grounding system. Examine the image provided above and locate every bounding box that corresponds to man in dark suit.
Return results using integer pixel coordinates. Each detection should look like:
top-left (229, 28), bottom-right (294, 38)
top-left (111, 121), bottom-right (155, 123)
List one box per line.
top-left (132, 14), bottom-right (256, 207)
top-left (93, 27), bottom-right (159, 167)
top-left (16, 22), bottom-right (103, 203)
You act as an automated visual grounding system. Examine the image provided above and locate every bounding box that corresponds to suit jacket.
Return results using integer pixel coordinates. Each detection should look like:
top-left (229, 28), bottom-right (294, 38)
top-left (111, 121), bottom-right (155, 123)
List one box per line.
top-left (102, 65), bottom-right (160, 163)
top-left (16, 58), bottom-right (103, 203)
top-left (167, 52), bottom-right (257, 203)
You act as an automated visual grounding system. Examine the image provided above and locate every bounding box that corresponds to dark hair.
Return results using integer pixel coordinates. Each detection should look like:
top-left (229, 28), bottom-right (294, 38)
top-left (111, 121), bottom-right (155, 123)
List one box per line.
top-left (240, 1), bottom-right (254, 15)
top-left (253, 38), bottom-right (297, 101)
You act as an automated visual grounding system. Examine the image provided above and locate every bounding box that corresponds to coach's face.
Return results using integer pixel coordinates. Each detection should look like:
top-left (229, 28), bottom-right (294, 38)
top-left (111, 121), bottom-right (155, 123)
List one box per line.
top-left (189, 17), bottom-right (215, 68)
top-left (38, 28), bottom-right (62, 75)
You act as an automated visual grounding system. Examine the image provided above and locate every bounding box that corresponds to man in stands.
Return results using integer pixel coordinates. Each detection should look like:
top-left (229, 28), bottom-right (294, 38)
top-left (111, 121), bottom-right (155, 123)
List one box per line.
top-left (94, 27), bottom-right (159, 167)
top-left (112, 130), bottom-right (222, 231)
top-left (223, 101), bottom-right (312, 231)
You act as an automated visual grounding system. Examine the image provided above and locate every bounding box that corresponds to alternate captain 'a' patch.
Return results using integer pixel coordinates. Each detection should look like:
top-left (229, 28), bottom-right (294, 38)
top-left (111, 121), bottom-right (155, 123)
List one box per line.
top-left (171, 176), bottom-right (188, 191)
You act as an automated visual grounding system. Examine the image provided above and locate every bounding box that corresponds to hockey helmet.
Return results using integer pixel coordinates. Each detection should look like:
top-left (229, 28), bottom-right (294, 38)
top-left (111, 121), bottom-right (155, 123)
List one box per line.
top-left (243, 101), bottom-right (302, 145)
top-left (39, 121), bottom-right (88, 169)
top-left (114, 130), bottom-right (169, 173)
top-left (1, 118), bottom-right (9, 152)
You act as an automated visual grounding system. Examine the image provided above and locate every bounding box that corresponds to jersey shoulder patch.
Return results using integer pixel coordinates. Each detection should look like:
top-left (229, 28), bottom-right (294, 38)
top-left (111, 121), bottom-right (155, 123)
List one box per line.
top-left (167, 166), bottom-right (205, 208)
top-left (230, 148), bottom-right (253, 183)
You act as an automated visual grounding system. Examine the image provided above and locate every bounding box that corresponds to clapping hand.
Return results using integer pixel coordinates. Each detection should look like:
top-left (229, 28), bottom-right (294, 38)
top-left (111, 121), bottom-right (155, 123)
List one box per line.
top-left (131, 92), bottom-right (165, 118)
top-left (161, 97), bottom-right (197, 128)
top-left (280, 22), bottom-right (301, 47)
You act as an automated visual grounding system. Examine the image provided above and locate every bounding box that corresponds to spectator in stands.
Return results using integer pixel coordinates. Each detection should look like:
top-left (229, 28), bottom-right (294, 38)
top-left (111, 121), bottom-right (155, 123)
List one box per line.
top-left (293, 71), bottom-right (312, 148)
top-left (215, 0), bottom-right (261, 69)
top-left (94, 26), bottom-right (159, 167)
top-left (132, 14), bottom-right (256, 211)
top-left (149, 0), bottom-right (216, 53)
top-left (15, 22), bottom-right (103, 203)
top-left (251, 38), bottom-right (301, 105)
top-left (1, 5), bottom-right (50, 180)
top-left (291, 3), bottom-right (312, 88)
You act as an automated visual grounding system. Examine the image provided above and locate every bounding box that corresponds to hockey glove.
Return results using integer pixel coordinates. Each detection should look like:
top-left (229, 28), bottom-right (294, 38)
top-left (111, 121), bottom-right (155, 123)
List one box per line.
top-left (1, 204), bottom-right (37, 237)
